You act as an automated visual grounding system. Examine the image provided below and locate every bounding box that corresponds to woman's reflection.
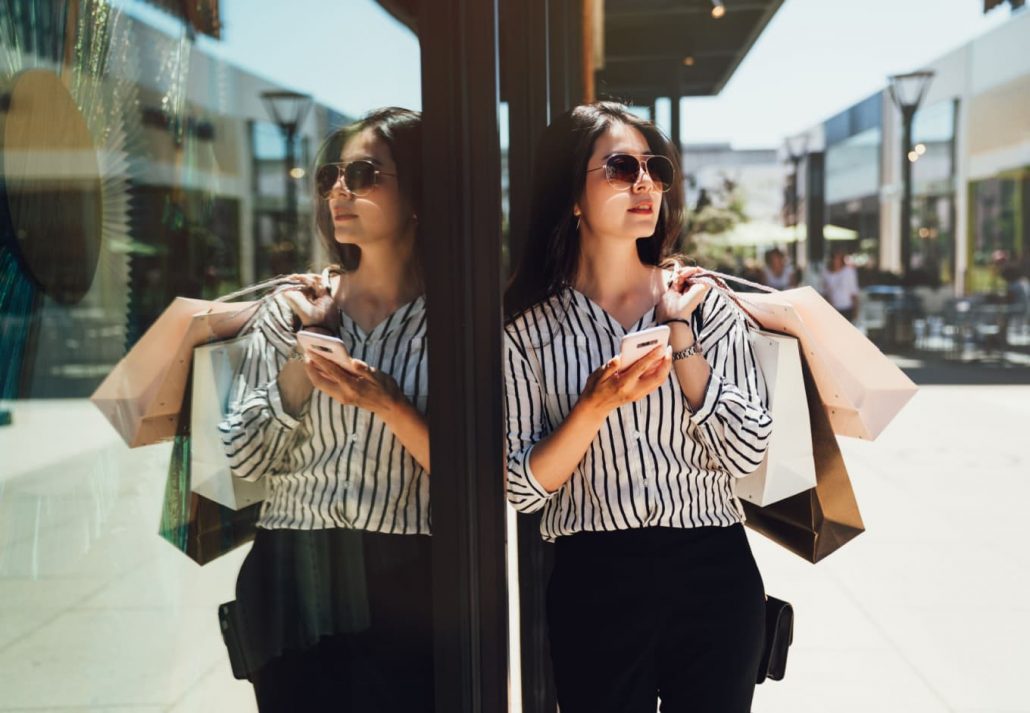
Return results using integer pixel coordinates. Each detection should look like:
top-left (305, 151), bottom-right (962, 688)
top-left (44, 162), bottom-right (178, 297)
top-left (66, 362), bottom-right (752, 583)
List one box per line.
top-left (219, 108), bottom-right (432, 712)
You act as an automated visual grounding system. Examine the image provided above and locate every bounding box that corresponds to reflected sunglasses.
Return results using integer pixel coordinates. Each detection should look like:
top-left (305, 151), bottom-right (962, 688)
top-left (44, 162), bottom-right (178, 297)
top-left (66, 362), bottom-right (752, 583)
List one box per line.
top-left (586, 153), bottom-right (675, 192)
top-left (315, 160), bottom-right (395, 198)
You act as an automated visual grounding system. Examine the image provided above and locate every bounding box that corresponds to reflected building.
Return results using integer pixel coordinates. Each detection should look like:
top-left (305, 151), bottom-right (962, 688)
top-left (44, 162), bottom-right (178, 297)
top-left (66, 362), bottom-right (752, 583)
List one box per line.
top-left (1, 6), bottom-right (348, 399)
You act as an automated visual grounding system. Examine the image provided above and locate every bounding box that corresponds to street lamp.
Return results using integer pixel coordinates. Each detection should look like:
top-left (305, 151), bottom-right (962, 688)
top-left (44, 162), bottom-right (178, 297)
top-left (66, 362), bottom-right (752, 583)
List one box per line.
top-left (261, 90), bottom-right (313, 246)
top-left (888, 70), bottom-right (934, 283)
top-left (784, 133), bottom-right (809, 265)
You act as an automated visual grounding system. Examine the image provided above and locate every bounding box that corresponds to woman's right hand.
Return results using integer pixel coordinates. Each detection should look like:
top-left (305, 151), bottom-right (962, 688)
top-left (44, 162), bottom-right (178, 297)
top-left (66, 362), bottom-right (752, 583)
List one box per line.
top-left (578, 345), bottom-right (672, 417)
top-left (280, 273), bottom-right (335, 330)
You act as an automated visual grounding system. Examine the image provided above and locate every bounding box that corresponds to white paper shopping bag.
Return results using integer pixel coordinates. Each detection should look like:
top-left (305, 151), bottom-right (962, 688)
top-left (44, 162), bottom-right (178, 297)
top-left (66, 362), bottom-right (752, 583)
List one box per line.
top-left (190, 335), bottom-right (266, 510)
top-left (734, 330), bottom-right (817, 506)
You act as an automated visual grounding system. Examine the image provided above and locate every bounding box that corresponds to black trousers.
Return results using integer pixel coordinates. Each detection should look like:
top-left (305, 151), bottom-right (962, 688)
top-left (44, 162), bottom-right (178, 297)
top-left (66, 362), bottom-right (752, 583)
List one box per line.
top-left (246, 531), bottom-right (434, 713)
top-left (547, 524), bottom-right (765, 713)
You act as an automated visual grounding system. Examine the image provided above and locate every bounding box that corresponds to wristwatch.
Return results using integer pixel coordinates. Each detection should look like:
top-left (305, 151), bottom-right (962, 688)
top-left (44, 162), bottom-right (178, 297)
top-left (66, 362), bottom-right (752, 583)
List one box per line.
top-left (672, 342), bottom-right (702, 361)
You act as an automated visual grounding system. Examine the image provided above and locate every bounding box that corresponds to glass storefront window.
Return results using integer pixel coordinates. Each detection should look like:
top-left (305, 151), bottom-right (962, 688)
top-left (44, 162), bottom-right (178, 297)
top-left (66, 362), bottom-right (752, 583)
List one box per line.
top-left (1, 1), bottom-right (435, 710)
top-left (968, 169), bottom-right (1030, 293)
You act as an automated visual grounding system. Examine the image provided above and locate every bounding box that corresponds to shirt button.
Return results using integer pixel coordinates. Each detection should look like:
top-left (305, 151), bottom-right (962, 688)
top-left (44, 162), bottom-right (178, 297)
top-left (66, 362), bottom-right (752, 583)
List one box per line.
top-left (348, 433), bottom-right (359, 442)
top-left (634, 431), bottom-right (644, 441)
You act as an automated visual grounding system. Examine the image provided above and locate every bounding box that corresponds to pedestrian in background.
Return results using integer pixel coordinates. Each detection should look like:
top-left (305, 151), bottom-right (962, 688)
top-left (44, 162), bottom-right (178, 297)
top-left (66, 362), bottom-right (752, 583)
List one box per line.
top-left (821, 247), bottom-right (861, 322)
top-left (762, 247), bottom-right (796, 290)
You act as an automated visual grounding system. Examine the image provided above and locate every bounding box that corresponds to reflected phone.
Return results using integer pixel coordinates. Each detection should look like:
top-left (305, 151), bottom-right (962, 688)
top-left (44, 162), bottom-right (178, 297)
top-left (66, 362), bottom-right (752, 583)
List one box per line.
top-left (618, 325), bottom-right (670, 370)
top-left (296, 330), bottom-right (354, 371)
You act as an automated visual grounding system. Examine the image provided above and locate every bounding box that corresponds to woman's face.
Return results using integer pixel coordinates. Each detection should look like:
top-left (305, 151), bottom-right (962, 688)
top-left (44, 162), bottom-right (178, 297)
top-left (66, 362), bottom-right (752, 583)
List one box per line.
top-left (326, 128), bottom-right (411, 248)
top-left (576, 122), bottom-right (663, 244)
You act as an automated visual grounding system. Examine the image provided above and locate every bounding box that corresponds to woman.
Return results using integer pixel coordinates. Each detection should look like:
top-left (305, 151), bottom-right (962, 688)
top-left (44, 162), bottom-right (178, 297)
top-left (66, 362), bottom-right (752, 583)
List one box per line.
top-left (219, 108), bottom-right (432, 712)
top-left (504, 102), bottom-right (772, 713)
top-left (821, 247), bottom-right (861, 322)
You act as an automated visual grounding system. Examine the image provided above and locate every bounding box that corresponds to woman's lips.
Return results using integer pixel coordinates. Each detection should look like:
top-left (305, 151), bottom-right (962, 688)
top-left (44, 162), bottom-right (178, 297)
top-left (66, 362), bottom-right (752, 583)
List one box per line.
top-left (628, 204), bottom-right (654, 215)
top-left (333, 213), bottom-right (357, 221)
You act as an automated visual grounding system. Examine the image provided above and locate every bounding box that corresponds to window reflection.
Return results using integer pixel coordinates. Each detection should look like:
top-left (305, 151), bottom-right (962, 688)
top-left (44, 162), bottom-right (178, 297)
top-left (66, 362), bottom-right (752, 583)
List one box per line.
top-left (0, 1), bottom-right (429, 710)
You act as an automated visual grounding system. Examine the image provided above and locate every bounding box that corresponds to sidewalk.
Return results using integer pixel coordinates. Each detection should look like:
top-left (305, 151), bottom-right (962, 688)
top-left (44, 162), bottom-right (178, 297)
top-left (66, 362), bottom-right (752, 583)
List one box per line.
top-left (750, 383), bottom-right (1030, 712)
top-left (0, 383), bottom-right (1026, 711)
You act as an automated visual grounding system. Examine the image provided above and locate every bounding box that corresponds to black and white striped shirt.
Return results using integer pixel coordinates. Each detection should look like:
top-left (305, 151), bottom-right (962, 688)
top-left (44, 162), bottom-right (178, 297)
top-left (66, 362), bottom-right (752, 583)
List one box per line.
top-left (504, 284), bottom-right (773, 542)
top-left (219, 293), bottom-right (429, 533)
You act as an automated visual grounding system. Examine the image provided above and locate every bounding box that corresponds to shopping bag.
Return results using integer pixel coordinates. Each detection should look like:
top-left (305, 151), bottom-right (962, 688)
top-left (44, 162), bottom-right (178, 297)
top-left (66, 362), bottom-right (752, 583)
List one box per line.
top-left (91, 278), bottom-right (301, 448)
top-left (734, 330), bottom-right (816, 506)
top-left (190, 334), bottom-right (266, 510)
top-left (158, 369), bottom-right (260, 565)
top-left (692, 271), bottom-right (917, 440)
top-left (741, 357), bottom-right (865, 563)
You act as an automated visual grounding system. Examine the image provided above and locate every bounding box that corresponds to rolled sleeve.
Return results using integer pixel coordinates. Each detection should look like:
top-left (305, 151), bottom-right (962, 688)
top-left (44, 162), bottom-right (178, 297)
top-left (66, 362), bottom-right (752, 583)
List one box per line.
top-left (688, 290), bottom-right (774, 478)
top-left (503, 330), bottom-right (558, 514)
top-left (219, 297), bottom-right (307, 482)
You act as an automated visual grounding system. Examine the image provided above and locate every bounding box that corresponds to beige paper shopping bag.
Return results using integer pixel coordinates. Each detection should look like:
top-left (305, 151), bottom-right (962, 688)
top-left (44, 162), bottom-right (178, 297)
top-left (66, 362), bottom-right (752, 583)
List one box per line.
top-left (91, 299), bottom-right (260, 447)
top-left (690, 271), bottom-right (917, 441)
top-left (741, 287), bottom-right (917, 440)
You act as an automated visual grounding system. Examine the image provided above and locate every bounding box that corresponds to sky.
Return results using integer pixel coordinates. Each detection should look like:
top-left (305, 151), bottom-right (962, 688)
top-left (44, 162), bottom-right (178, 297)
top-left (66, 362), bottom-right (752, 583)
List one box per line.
top-left (120, 0), bottom-right (1019, 149)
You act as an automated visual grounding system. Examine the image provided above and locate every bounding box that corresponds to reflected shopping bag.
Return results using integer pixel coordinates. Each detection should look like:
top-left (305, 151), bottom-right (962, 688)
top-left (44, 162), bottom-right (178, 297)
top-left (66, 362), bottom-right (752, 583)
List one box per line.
top-left (159, 372), bottom-right (260, 565)
top-left (91, 278), bottom-right (301, 448)
top-left (741, 359), bottom-right (865, 563)
top-left (691, 271), bottom-right (917, 441)
top-left (734, 330), bottom-right (817, 506)
top-left (190, 335), bottom-right (266, 510)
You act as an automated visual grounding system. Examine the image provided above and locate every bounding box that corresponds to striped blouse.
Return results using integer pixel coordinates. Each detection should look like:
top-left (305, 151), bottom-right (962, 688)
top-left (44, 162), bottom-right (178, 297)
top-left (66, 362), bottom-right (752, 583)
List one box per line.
top-left (504, 284), bottom-right (773, 542)
top-left (219, 292), bottom-right (430, 533)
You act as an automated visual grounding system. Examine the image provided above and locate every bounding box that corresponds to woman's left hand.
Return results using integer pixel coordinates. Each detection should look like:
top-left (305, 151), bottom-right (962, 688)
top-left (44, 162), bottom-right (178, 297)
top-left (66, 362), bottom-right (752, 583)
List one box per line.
top-left (657, 266), bottom-right (709, 324)
top-left (304, 351), bottom-right (403, 416)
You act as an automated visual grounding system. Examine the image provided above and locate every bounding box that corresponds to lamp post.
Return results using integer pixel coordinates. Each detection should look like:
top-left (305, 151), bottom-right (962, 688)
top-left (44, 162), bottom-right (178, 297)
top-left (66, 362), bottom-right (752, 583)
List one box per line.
top-left (888, 70), bottom-right (934, 283)
top-left (784, 133), bottom-right (808, 265)
top-left (261, 90), bottom-right (312, 245)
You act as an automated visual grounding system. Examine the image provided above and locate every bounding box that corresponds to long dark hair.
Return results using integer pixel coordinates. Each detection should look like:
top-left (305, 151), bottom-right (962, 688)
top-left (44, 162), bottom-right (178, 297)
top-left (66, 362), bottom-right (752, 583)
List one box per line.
top-left (504, 101), bottom-right (685, 318)
top-left (313, 107), bottom-right (423, 278)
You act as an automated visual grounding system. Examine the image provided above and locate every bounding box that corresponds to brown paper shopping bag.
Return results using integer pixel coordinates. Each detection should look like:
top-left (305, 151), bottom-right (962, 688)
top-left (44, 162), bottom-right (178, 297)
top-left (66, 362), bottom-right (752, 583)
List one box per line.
top-left (691, 271), bottom-right (917, 441)
top-left (741, 359), bottom-right (865, 563)
top-left (159, 370), bottom-right (260, 565)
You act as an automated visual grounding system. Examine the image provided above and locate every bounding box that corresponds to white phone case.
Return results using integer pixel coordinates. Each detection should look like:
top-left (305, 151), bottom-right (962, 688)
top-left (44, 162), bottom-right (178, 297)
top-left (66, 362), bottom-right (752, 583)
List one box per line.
top-left (296, 330), bottom-right (353, 370)
top-left (618, 325), bottom-right (670, 370)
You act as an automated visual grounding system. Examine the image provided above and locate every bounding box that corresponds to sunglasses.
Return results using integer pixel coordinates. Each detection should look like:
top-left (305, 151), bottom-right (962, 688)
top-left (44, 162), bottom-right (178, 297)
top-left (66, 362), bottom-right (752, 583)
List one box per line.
top-left (315, 160), bottom-right (396, 198)
top-left (586, 153), bottom-right (676, 192)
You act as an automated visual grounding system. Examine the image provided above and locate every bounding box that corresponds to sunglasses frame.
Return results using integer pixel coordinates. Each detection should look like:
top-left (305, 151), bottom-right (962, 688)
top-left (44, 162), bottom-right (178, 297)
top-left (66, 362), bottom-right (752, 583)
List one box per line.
top-left (586, 153), bottom-right (675, 193)
top-left (316, 160), bottom-right (396, 198)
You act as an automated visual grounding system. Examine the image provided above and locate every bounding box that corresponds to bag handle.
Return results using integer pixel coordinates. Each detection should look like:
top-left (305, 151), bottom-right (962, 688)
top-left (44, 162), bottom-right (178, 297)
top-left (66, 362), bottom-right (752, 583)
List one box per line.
top-left (680, 268), bottom-right (778, 332)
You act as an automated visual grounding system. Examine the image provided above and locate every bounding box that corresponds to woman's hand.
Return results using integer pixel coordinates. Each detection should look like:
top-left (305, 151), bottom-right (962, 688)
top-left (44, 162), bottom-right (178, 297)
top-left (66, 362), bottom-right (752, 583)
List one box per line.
top-left (657, 266), bottom-right (709, 325)
top-left (578, 345), bottom-right (672, 417)
top-left (304, 351), bottom-right (404, 416)
top-left (281, 273), bottom-right (336, 330)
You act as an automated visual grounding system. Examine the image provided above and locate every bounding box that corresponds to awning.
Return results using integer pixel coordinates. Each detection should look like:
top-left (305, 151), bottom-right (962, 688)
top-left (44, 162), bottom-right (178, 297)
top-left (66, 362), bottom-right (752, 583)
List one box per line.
top-left (699, 221), bottom-right (859, 246)
top-left (597, 0), bottom-right (785, 104)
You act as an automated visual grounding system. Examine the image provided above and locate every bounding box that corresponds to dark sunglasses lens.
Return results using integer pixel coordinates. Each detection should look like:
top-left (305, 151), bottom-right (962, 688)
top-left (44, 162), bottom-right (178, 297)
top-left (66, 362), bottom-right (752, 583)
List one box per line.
top-left (344, 161), bottom-right (376, 194)
top-left (606, 154), bottom-right (641, 185)
top-left (645, 156), bottom-right (675, 191)
top-left (315, 165), bottom-right (340, 196)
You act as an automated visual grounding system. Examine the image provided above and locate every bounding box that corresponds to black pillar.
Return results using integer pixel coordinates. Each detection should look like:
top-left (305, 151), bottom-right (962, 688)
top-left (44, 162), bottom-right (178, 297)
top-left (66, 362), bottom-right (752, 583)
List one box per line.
top-left (900, 108), bottom-right (915, 281)
top-left (420, 0), bottom-right (508, 710)
top-left (806, 151), bottom-right (826, 268)
top-left (670, 94), bottom-right (682, 153)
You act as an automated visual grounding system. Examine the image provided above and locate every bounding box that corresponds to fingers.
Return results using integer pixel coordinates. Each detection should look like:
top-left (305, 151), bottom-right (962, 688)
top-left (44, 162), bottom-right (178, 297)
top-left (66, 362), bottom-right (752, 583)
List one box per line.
top-left (682, 282), bottom-right (710, 311)
top-left (287, 272), bottom-right (330, 298)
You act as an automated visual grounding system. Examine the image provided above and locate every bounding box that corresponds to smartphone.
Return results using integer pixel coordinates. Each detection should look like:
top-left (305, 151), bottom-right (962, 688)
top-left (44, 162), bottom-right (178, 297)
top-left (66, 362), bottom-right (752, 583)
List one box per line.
top-left (296, 330), bottom-right (354, 370)
top-left (618, 325), bottom-right (670, 370)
